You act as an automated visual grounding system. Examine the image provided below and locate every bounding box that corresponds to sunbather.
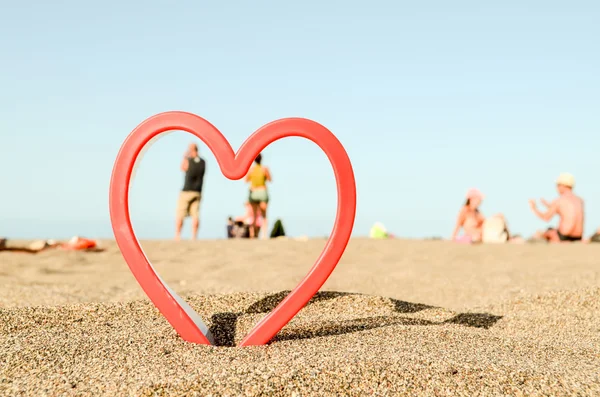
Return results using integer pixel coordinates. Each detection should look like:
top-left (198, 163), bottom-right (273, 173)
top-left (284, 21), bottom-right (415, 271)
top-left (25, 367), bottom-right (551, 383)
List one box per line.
top-left (0, 237), bottom-right (102, 253)
top-left (451, 188), bottom-right (486, 243)
top-left (451, 188), bottom-right (510, 244)
top-left (0, 238), bottom-right (58, 253)
top-left (529, 172), bottom-right (584, 243)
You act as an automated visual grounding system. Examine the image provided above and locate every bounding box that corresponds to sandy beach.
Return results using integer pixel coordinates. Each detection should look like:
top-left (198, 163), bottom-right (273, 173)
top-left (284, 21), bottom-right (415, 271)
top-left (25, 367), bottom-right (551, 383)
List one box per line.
top-left (1, 238), bottom-right (599, 395)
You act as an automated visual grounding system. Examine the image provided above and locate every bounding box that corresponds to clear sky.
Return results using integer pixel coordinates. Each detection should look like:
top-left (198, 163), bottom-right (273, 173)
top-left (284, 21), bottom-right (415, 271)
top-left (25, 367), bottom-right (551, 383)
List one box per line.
top-left (1, 1), bottom-right (599, 240)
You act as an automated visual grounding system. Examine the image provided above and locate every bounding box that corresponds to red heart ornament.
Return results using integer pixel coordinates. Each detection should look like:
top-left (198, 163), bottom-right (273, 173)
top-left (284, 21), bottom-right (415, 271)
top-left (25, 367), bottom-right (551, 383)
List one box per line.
top-left (109, 111), bottom-right (356, 346)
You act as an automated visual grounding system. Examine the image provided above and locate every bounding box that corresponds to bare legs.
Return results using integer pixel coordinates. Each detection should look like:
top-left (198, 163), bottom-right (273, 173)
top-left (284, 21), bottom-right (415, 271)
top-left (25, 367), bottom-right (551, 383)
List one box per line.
top-left (191, 217), bottom-right (199, 240)
top-left (175, 216), bottom-right (199, 240)
top-left (259, 202), bottom-right (268, 240)
top-left (249, 203), bottom-right (259, 238)
top-left (175, 217), bottom-right (184, 241)
top-left (542, 228), bottom-right (569, 243)
top-left (249, 202), bottom-right (268, 239)
top-left (175, 193), bottom-right (201, 241)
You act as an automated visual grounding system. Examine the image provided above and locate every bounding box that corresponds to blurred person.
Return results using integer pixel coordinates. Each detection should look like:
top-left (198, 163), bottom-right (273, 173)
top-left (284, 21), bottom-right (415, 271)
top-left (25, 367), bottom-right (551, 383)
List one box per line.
top-left (175, 143), bottom-right (206, 241)
top-left (245, 153), bottom-right (271, 239)
top-left (451, 188), bottom-right (486, 243)
top-left (529, 172), bottom-right (584, 243)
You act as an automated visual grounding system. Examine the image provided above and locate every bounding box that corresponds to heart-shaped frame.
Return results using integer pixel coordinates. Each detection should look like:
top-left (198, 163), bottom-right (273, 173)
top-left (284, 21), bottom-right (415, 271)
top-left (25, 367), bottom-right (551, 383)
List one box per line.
top-left (109, 111), bottom-right (356, 346)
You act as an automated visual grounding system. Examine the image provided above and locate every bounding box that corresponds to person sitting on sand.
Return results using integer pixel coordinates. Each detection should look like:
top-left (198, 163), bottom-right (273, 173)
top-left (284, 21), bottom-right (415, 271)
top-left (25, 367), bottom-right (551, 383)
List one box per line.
top-left (235, 202), bottom-right (264, 230)
top-left (451, 188), bottom-right (486, 243)
top-left (451, 188), bottom-right (510, 243)
top-left (245, 153), bottom-right (271, 239)
top-left (226, 203), bottom-right (265, 239)
top-left (529, 172), bottom-right (584, 243)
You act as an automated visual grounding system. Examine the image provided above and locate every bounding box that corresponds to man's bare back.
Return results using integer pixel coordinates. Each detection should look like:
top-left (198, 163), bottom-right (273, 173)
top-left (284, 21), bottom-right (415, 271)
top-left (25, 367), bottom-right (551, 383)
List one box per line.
top-left (555, 192), bottom-right (584, 237)
top-left (529, 173), bottom-right (584, 242)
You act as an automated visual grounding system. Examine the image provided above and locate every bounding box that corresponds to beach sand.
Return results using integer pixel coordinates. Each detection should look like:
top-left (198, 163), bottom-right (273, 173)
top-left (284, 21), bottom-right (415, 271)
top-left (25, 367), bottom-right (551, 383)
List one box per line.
top-left (1, 239), bottom-right (599, 395)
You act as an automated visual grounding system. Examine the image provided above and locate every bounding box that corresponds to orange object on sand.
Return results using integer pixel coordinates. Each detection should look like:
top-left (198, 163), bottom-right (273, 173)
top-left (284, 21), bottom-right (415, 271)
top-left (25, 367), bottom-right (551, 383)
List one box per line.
top-left (61, 237), bottom-right (98, 251)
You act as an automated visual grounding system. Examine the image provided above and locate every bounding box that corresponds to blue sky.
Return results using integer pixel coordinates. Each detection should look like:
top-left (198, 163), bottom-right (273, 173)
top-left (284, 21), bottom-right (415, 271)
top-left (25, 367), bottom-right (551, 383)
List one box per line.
top-left (1, 1), bottom-right (599, 240)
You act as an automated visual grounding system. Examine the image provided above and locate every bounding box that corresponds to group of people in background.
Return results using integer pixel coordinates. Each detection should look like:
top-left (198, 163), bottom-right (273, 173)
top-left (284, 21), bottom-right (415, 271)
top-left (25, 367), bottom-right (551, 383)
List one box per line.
top-left (175, 143), bottom-right (272, 240)
top-left (452, 172), bottom-right (599, 244)
top-left (174, 144), bottom-right (596, 244)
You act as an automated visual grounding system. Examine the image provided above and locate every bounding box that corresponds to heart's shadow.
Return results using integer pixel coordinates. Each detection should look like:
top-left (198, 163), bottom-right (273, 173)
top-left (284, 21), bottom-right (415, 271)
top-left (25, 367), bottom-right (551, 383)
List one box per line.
top-left (208, 291), bottom-right (503, 347)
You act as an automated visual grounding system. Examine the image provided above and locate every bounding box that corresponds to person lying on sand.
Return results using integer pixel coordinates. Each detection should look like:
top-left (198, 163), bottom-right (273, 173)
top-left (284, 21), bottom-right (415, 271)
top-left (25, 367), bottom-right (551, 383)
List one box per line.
top-left (0, 237), bottom-right (103, 253)
top-left (0, 238), bottom-right (59, 253)
top-left (529, 172), bottom-right (584, 243)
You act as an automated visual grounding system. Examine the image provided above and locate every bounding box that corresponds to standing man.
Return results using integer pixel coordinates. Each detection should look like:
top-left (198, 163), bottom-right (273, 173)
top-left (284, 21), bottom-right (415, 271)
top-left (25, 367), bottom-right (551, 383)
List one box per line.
top-left (529, 172), bottom-right (584, 242)
top-left (175, 143), bottom-right (206, 241)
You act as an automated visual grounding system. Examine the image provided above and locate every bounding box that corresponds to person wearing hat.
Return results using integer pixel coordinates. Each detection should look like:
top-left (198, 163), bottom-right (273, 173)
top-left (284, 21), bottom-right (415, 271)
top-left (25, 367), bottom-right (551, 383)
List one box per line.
top-left (451, 188), bottom-right (511, 243)
top-left (451, 188), bottom-right (487, 243)
top-left (529, 172), bottom-right (584, 242)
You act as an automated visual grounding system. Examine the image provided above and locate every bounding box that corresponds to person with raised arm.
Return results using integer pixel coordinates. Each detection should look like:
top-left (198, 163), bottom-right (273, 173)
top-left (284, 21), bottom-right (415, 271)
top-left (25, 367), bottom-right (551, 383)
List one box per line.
top-left (175, 143), bottom-right (206, 241)
top-left (529, 172), bottom-right (584, 243)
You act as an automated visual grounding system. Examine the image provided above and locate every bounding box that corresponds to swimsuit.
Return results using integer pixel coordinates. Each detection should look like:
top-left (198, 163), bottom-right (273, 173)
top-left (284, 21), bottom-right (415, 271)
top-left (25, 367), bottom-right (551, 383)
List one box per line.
top-left (248, 165), bottom-right (267, 188)
top-left (249, 189), bottom-right (269, 204)
top-left (547, 227), bottom-right (582, 242)
top-left (557, 230), bottom-right (582, 242)
top-left (248, 165), bottom-right (269, 203)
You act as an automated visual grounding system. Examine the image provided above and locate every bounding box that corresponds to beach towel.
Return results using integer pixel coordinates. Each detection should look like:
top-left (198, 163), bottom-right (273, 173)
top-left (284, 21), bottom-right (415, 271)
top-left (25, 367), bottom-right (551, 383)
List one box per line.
top-left (482, 216), bottom-right (508, 244)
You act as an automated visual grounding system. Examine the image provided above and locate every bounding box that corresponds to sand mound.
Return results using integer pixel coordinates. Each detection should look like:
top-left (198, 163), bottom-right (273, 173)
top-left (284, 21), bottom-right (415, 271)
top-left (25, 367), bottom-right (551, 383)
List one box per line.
top-left (2, 289), bottom-right (599, 396)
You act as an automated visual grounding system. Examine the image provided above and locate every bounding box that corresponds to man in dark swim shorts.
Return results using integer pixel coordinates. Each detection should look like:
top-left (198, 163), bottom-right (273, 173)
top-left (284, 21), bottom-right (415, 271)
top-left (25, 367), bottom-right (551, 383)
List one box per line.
top-left (545, 228), bottom-right (582, 242)
top-left (529, 173), bottom-right (584, 243)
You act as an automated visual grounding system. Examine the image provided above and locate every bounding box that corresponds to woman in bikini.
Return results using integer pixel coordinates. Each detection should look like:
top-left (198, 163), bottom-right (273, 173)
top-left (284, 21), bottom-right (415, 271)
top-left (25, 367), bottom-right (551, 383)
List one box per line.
top-left (451, 188), bottom-right (511, 243)
top-left (451, 188), bottom-right (486, 243)
top-left (244, 153), bottom-right (272, 239)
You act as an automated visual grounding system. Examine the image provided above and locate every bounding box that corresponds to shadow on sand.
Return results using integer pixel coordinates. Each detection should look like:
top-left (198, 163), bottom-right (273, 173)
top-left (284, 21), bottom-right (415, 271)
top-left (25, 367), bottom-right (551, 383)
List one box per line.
top-left (209, 291), bottom-right (503, 347)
